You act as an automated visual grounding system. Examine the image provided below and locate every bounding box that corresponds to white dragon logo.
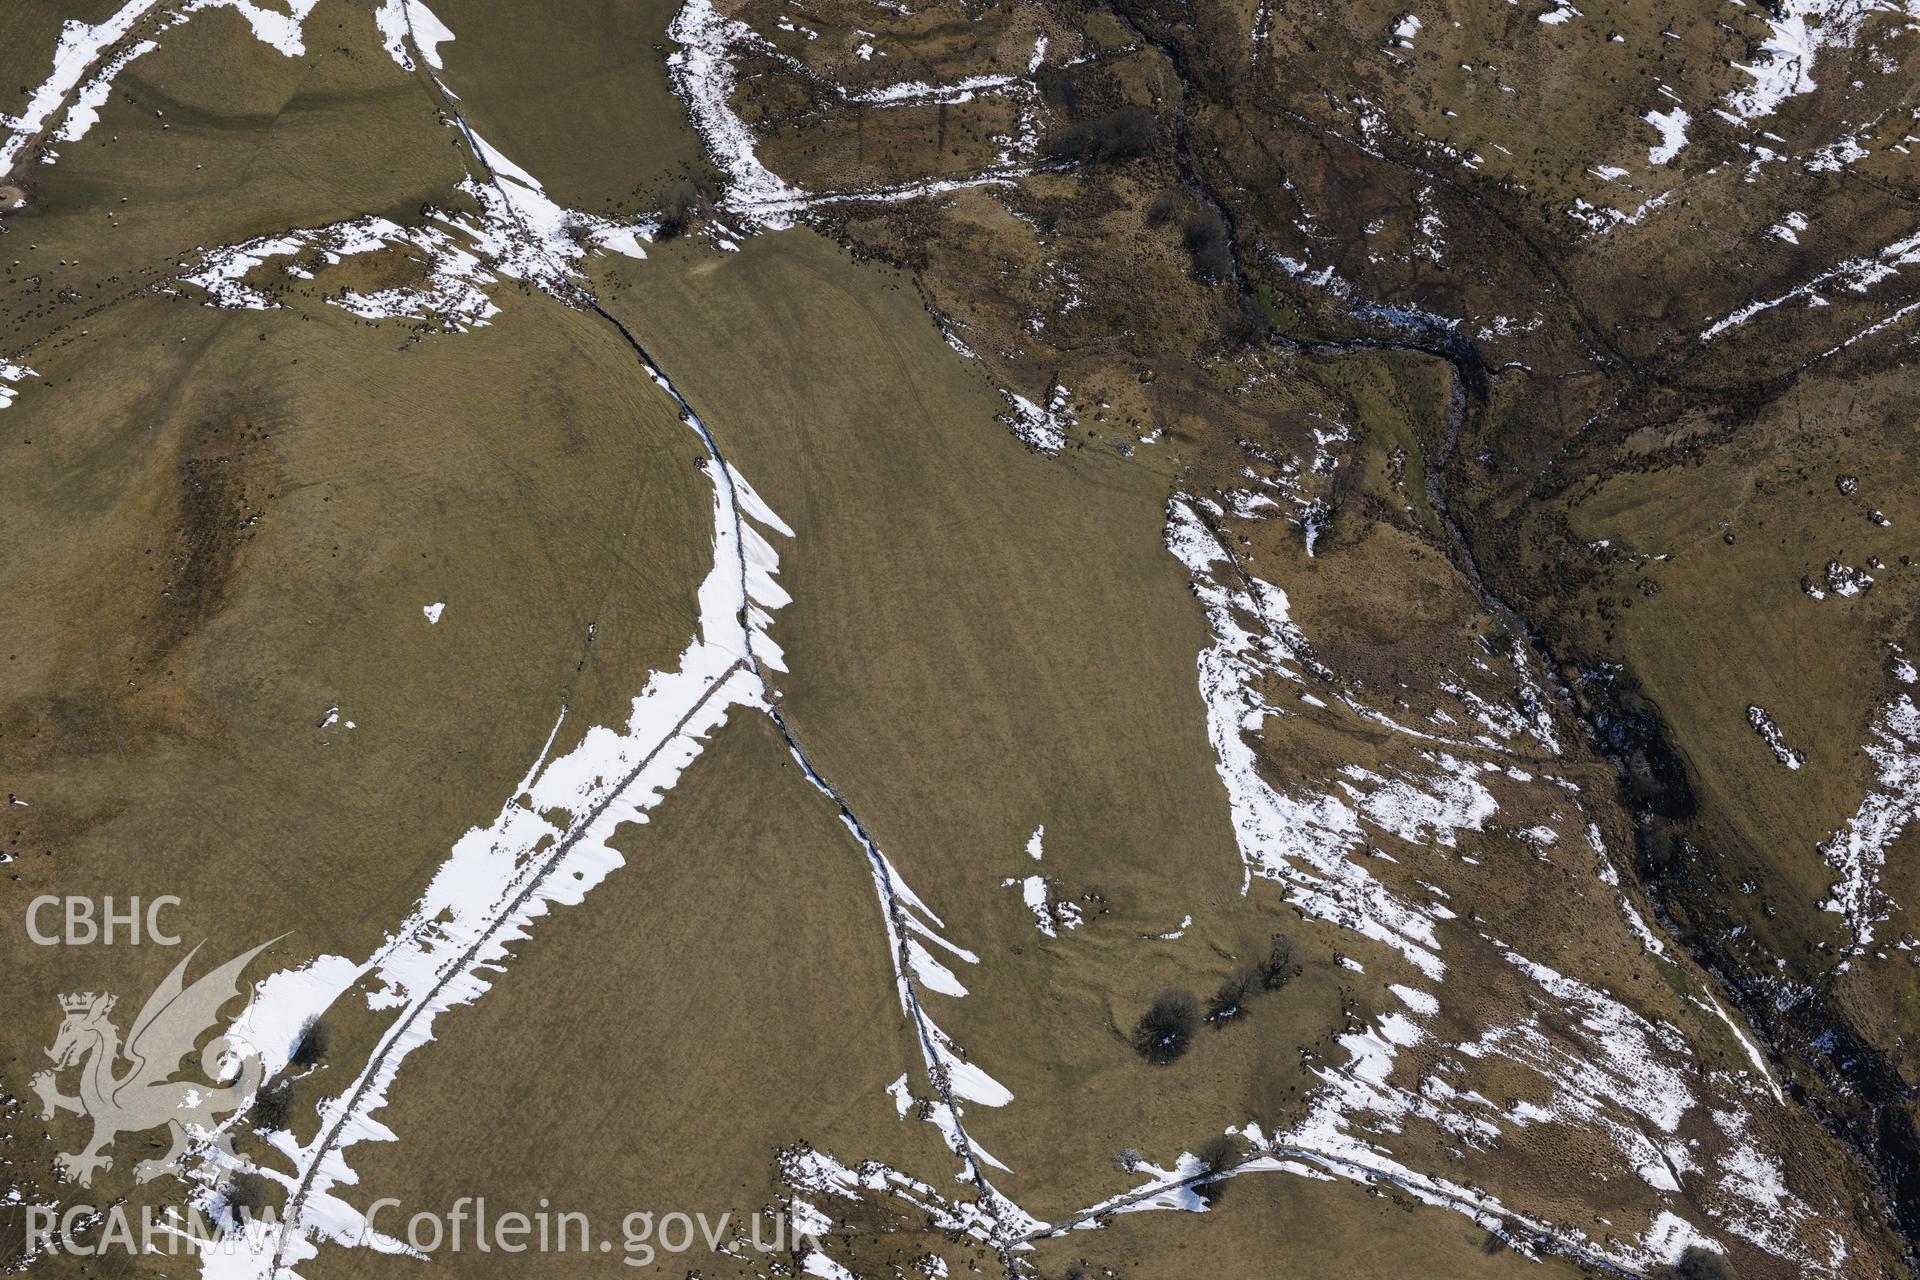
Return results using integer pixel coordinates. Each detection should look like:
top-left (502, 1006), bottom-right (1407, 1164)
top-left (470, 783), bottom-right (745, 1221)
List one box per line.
top-left (31, 939), bottom-right (276, 1187)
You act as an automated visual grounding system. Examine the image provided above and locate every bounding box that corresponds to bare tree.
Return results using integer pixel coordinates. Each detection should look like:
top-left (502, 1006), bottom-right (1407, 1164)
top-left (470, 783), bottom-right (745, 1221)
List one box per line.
top-left (1181, 210), bottom-right (1233, 284)
top-left (1207, 967), bottom-right (1260, 1024)
top-left (224, 1170), bottom-right (272, 1227)
top-left (1132, 989), bottom-right (1200, 1065)
top-left (649, 181), bottom-right (706, 240)
top-left (289, 1015), bottom-right (331, 1069)
top-left (1193, 1134), bottom-right (1242, 1206)
top-left (1661, 1248), bottom-right (1736, 1280)
top-left (1259, 934), bottom-right (1298, 991)
top-left (1223, 294), bottom-right (1271, 348)
top-left (252, 1077), bottom-right (294, 1130)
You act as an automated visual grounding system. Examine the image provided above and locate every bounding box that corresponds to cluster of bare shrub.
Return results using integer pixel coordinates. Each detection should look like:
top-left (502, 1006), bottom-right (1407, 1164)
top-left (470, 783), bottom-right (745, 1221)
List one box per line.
top-left (1130, 935), bottom-right (1298, 1066)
